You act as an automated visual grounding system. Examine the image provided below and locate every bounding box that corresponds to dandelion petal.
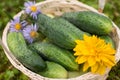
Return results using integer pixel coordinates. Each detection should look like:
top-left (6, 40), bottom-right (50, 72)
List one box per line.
top-left (77, 56), bottom-right (87, 64)
top-left (88, 56), bottom-right (96, 66)
top-left (91, 63), bottom-right (98, 73)
top-left (83, 62), bottom-right (89, 72)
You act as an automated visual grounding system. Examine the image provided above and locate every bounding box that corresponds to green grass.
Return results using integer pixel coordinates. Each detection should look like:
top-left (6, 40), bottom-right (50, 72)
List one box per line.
top-left (0, 0), bottom-right (120, 80)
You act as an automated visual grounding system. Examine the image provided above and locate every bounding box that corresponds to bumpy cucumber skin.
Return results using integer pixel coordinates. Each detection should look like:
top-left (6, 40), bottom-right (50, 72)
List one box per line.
top-left (39, 61), bottom-right (68, 78)
top-left (7, 32), bottom-right (46, 72)
top-left (62, 11), bottom-right (113, 35)
top-left (100, 35), bottom-right (115, 48)
top-left (29, 42), bottom-right (79, 71)
top-left (37, 14), bottom-right (90, 49)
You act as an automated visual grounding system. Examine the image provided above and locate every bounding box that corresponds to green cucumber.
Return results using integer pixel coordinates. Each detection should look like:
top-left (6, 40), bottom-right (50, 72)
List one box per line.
top-left (39, 61), bottom-right (68, 78)
top-left (100, 35), bottom-right (115, 48)
top-left (7, 32), bottom-right (46, 72)
top-left (61, 11), bottom-right (113, 35)
top-left (37, 14), bottom-right (90, 49)
top-left (68, 71), bottom-right (85, 78)
top-left (29, 42), bottom-right (79, 71)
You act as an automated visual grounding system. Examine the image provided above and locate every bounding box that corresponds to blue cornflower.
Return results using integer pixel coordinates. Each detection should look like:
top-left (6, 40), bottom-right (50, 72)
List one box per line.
top-left (9, 17), bottom-right (27, 32)
top-left (24, 1), bottom-right (41, 19)
top-left (22, 24), bottom-right (38, 43)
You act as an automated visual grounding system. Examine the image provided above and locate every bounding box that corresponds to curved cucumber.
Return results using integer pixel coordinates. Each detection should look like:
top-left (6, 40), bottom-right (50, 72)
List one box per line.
top-left (39, 61), bottom-right (68, 78)
top-left (7, 32), bottom-right (46, 72)
top-left (37, 14), bottom-right (90, 49)
top-left (29, 42), bottom-right (79, 71)
top-left (61, 11), bottom-right (113, 35)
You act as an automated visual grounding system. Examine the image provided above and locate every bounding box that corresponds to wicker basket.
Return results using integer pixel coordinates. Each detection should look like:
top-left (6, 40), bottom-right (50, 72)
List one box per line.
top-left (2, 0), bottom-right (120, 80)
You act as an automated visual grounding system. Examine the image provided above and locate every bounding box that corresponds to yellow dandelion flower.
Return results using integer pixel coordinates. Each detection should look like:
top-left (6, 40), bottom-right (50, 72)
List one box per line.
top-left (73, 34), bottom-right (116, 75)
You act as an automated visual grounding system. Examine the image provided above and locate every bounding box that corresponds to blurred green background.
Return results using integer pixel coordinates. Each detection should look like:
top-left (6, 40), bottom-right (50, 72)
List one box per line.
top-left (0, 0), bottom-right (120, 80)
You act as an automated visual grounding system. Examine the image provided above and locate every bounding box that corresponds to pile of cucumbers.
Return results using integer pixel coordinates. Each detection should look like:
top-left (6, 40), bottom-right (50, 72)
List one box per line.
top-left (7, 11), bottom-right (115, 79)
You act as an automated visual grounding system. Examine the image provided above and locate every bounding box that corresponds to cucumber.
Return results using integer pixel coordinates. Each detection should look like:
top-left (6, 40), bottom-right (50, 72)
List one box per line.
top-left (37, 14), bottom-right (90, 49)
top-left (7, 32), bottom-right (46, 72)
top-left (39, 61), bottom-right (68, 78)
top-left (29, 42), bottom-right (79, 71)
top-left (100, 35), bottom-right (115, 48)
top-left (61, 11), bottom-right (113, 35)
top-left (68, 71), bottom-right (85, 78)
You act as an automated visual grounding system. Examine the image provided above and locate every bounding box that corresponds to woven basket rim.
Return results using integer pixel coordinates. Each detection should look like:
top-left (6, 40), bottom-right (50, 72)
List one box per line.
top-left (2, 0), bottom-right (120, 80)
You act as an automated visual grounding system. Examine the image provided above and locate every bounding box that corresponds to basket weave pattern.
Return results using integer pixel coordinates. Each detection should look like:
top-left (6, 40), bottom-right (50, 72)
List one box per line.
top-left (2, 0), bottom-right (120, 80)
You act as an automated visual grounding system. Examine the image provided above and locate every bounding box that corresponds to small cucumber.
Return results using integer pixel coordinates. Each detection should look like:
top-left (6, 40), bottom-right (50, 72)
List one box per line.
top-left (7, 32), bottom-right (46, 72)
top-left (39, 61), bottom-right (68, 79)
top-left (68, 71), bottom-right (85, 78)
top-left (68, 64), bottom-right (87, 78)
top-left (37, 14), bottom-right (90, 49)
top-left (29, 42), bottom-right (79, 71)
top-left (61, 11), bottom-right (113, 35)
